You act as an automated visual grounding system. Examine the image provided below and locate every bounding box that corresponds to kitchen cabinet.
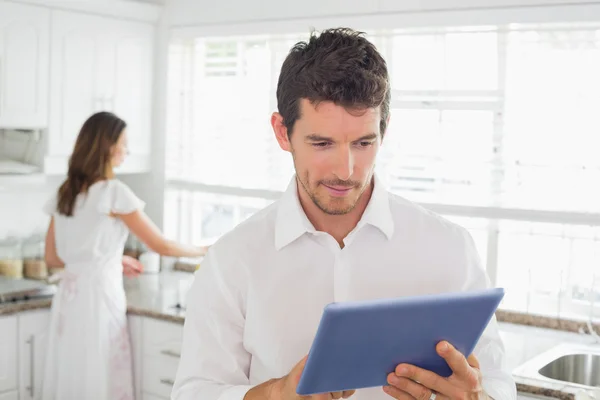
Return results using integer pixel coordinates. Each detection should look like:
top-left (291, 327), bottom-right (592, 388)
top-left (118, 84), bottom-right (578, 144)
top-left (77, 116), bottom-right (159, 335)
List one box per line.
top-left (0, 2), bottom-right (50, 129)
top-left (18, 310), bottom-right (50, 400)
top-left (0, 315), bottom-right (18, 394)
top-left (141, 318), bottom-right (183, 399)
top-left (45, 10), bottom-right (154, 174)
top-left (0, 391), bottom-right (18, 400)
top-left (129, 315), bottom-right (143, 400)
top-left (143, 394), bottom-right (169, 400)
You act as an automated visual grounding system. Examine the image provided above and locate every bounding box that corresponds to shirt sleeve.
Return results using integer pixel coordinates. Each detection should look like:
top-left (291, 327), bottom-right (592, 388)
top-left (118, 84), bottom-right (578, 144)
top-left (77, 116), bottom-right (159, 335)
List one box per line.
top-left (459, 227), bottom-right (517, 400)
top-left (171, 242), bottom-right (254, 400)
top-left (97, 180), bottom-right (145, 215)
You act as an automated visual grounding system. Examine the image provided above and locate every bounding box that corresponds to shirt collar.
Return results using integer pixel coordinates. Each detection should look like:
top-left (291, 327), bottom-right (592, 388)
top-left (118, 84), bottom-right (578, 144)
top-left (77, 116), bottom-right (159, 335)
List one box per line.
top-left (274, 174), bottom-right (394, 251)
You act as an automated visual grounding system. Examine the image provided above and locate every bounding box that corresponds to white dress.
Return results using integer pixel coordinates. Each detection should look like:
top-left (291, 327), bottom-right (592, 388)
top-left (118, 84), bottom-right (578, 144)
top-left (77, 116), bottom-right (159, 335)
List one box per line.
top-left (41, 179), bottom-right (145, 400)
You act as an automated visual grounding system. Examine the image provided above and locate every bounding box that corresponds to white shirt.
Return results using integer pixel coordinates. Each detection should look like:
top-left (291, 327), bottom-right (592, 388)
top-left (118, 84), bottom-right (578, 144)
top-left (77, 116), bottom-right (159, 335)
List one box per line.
top-left (172, 176), bottom-right (517, 400)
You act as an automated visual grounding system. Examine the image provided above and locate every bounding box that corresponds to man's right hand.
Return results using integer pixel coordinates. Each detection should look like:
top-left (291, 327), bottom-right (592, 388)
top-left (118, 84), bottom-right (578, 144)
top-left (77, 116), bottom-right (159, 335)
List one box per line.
top-left (244, 356), bottom-right (356, 400)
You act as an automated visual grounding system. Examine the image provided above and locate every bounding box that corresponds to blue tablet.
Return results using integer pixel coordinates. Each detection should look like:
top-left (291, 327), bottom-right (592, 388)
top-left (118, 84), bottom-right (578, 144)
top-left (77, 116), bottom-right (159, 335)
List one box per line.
top-left (296, 287), bottom-right (505, 395)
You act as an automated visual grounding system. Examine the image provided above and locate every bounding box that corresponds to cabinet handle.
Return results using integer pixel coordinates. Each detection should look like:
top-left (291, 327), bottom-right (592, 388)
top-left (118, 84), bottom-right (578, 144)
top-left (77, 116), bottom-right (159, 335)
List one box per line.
top-left (160, 378), bottom-right (175, 386)
top-left (160, 349), bottom-right (181, 358)
top-left (26, 336), bottom-right (35, 397)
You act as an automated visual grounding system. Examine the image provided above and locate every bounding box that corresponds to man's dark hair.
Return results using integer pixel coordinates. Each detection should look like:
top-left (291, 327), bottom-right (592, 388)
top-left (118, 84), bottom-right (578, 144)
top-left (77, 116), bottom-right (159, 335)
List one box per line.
top-left (276, 27), bottom-right (390, 137)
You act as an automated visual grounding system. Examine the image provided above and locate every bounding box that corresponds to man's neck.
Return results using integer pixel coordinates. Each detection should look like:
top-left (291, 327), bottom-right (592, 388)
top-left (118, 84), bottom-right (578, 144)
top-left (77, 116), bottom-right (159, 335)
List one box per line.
top-left (297, 178), bottom-right (374, 248)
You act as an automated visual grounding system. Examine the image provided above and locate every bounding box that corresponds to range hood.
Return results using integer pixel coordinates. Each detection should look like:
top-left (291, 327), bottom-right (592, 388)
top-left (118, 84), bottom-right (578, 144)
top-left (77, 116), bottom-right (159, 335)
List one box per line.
top-left (0, 129), bottom-right (42, 175)
top-left (0, 158), bottom-right (39, 174)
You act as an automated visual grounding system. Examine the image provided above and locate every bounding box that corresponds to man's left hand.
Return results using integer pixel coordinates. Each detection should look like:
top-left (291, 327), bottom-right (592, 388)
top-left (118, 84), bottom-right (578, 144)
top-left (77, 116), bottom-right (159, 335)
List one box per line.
top-left (383, 341), bottom-right (490, 400)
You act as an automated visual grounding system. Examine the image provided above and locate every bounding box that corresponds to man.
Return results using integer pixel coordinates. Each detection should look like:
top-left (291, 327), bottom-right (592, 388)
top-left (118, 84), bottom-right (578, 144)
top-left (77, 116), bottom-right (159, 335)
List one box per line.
top-left (172, 28), bottom-right (516, 400)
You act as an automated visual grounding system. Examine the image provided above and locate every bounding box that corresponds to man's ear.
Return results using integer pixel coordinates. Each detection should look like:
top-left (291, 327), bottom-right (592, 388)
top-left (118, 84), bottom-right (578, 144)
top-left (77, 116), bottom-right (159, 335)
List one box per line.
top-left (272, 112), bottom-right (291, 152)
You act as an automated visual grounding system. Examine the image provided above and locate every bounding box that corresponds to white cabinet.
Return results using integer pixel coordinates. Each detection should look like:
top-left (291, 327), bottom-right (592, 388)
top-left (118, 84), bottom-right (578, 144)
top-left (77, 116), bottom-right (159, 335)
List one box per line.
top-left (0, 315), bottom-right (18, 394)
top-left (142, 393), bottom-right (168, 400)
top-left (0, 391), bottom-right (18, 400)
top-left (18, 310), bottom-right (50, 400)
top-left (46, 10), bottom-right (154, 174)
top-left (141, 318), bottom-right (183, 400)
top-left (0, 2), bottom-right (50, 129)
top-left (128, 315), bottom-right (143, 400)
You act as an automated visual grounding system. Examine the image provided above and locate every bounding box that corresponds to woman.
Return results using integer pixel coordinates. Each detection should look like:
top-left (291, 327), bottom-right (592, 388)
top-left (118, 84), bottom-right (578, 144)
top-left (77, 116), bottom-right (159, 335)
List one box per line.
top-left (41, 111), bottom-right (206, 400)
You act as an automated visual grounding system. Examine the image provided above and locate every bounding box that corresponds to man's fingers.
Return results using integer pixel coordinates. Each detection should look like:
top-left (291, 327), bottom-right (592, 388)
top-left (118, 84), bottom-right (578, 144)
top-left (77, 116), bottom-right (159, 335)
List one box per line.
top-left (292, 355), bottom-right (308, 385)
top-left (341, 390), bottom-right (355, 398)
top-left (436, 342), bottom-right (471, 378)
top-left (436, 342), bottom-right (480, 389)
top-left (394, 364), bottom-right (452, 395)
top-left (382, 384), bottom-right (414, 399)
top-left (330, 391), bottom-right (343, 399)
top-left (466, 353), bottom-right (480, 369)
top-left (388, 373), bottom-right (434, 400)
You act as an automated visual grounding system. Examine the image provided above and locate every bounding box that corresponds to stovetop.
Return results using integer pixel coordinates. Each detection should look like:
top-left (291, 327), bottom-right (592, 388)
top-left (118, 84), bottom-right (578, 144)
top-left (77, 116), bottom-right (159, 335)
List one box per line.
top-left (0, 276), bottom-right (57, 304)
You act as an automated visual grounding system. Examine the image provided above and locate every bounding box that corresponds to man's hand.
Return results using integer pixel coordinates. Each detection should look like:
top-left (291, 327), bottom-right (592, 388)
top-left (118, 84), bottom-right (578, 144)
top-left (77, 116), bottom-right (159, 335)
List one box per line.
top-left (244, 356), bottom-right (356, 400)
top-left (383, 341), bottom-right (491, 400)
top-left (122, 255), bottom-right (143, 277)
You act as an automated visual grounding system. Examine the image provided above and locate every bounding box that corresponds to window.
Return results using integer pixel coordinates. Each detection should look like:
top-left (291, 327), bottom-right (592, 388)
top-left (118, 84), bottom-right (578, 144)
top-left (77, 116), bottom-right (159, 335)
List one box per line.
top-left (165, 24), bottom-right (600, 320)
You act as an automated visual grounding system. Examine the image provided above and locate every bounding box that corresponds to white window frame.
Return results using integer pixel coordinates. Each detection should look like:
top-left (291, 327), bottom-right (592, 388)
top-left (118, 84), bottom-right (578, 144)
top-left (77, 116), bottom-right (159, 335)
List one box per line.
top-left (165, 11), bottom-right (600, 320)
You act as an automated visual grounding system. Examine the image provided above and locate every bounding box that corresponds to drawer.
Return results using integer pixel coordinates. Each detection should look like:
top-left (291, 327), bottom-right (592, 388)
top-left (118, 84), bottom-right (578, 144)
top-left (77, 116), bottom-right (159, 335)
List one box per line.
top-left (142, 318), bottom-right (183, 358)
top-left (142, 354), bottom-right (180, 398)
top-left (0, 316), bottom-right (18, 393)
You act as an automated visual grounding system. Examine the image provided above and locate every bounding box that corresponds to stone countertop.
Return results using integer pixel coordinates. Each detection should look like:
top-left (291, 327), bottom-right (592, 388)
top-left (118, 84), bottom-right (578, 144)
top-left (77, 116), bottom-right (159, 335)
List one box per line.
top-left (0, 271), bottom-right (193, 324)
top-left (499, 322), bottom-right (600, 399)
top-left (2, 273), bottom-right (599, 399)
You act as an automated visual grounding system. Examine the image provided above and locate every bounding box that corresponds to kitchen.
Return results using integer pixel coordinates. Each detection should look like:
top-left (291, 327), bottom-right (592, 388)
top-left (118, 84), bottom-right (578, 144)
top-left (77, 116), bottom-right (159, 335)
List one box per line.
top-left (1, 0), bottom-right (600, 399)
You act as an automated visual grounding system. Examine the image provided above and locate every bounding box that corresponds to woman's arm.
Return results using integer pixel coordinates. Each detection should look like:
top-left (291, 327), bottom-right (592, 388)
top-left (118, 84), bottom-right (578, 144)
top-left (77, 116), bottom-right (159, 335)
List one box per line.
top-left (117, 210), bottom-right (207, 258)
top-left (44, 217), bottom-right (65, 268)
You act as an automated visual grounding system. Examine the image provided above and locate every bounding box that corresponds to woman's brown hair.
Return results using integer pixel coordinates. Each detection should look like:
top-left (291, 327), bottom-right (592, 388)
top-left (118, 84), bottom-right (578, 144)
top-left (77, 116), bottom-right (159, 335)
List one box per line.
top-left (56, 112), bottom-right (126, 216)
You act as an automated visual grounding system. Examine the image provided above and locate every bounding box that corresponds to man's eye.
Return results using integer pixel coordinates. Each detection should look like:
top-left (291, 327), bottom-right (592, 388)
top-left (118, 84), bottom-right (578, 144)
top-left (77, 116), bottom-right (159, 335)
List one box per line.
top-left (359, 141), bottom-right (373, 147)
top-left (312, 142), bottom-right (330, 148)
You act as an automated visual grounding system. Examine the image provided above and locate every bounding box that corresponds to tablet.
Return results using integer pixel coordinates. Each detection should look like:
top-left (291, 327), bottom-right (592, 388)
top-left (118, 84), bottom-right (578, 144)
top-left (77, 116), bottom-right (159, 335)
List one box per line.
top-left (296, 287), bottom-right (505, 395)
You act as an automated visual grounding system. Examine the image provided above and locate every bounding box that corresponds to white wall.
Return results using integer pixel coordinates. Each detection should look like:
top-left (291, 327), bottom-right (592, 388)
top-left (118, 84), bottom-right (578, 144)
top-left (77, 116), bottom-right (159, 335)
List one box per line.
top-left (167, 0), bottom-right (600, 28)
top-left (0, 179), bottom-right (61, 238)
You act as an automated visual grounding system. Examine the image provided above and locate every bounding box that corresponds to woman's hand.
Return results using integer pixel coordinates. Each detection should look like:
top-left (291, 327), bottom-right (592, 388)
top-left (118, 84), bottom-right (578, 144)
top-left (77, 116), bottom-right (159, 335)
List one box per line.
top-left (123, 255), bottom-right (144, 277)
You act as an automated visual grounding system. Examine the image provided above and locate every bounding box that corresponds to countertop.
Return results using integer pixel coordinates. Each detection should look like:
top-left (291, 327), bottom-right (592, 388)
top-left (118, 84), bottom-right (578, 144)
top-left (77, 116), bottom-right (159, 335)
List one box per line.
top-left (1, 272), bottom-right (599, 399)
top-left (0, 271), bottom-right (193, 323)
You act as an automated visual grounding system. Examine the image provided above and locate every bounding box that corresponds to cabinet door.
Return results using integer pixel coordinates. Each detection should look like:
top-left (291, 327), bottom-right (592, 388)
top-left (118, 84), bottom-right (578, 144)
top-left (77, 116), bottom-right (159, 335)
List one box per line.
top-left (46, 10), bottom-right (154, 174)
top-left (110, 20), bottom-right (154, 173)
top-left (0, 2), bottom-right (49, 128)
top-left (0, 315), bottom-right (18, 393)
top-left (47, 10), bottom-right (104, 161)
top-left (142, 393), bottom-right (167, 400)
top-left (18, 310), bottom-right (50, 400)
top-left (128, 315), bottom-right (143, 400)
top-left (0, 391), bottom-right (19, 400)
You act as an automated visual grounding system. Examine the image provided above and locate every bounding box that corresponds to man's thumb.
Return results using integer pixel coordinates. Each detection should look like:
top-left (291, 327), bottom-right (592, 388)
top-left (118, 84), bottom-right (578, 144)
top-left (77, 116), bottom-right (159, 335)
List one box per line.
top-left (292, 355), bottom-right (309, 384)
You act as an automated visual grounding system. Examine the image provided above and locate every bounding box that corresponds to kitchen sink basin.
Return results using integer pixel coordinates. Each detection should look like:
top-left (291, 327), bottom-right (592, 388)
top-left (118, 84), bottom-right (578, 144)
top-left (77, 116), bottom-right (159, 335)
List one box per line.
top-left (513, 342), bottom-right (600, 390)
top-left (538, 353), bottom-right (600, 387)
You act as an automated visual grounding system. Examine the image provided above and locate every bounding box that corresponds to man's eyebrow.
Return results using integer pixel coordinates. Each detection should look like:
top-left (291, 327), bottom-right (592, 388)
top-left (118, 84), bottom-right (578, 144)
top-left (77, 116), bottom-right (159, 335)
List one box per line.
top-left (305, 133), bottom-right (378, 142)
top-left (305, 134), bottom-right (333, 142)
top-left (354, 133), bottom-right (378, 141)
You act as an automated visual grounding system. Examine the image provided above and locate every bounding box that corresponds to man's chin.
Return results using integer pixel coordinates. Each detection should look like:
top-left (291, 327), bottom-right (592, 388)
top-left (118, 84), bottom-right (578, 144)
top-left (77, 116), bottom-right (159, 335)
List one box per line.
top-left (318, 200), bottom-right (358, 216)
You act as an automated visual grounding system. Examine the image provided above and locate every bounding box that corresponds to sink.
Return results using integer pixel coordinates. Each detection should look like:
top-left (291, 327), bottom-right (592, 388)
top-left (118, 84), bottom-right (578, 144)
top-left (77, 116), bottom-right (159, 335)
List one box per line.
top-left (513, 342), bottom-right (600, 390)
top-left (538, 353), bottom-right (600, 387)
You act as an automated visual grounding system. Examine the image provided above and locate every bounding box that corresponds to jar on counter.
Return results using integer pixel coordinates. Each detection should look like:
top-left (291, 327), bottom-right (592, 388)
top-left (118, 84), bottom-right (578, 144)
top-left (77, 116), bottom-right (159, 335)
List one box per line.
top-left (0, 236), bottom-right (24, 279)
top-left (124, 234), bottom-right (142, 259)
top-left (22, 234), bottom-right (48, 280)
